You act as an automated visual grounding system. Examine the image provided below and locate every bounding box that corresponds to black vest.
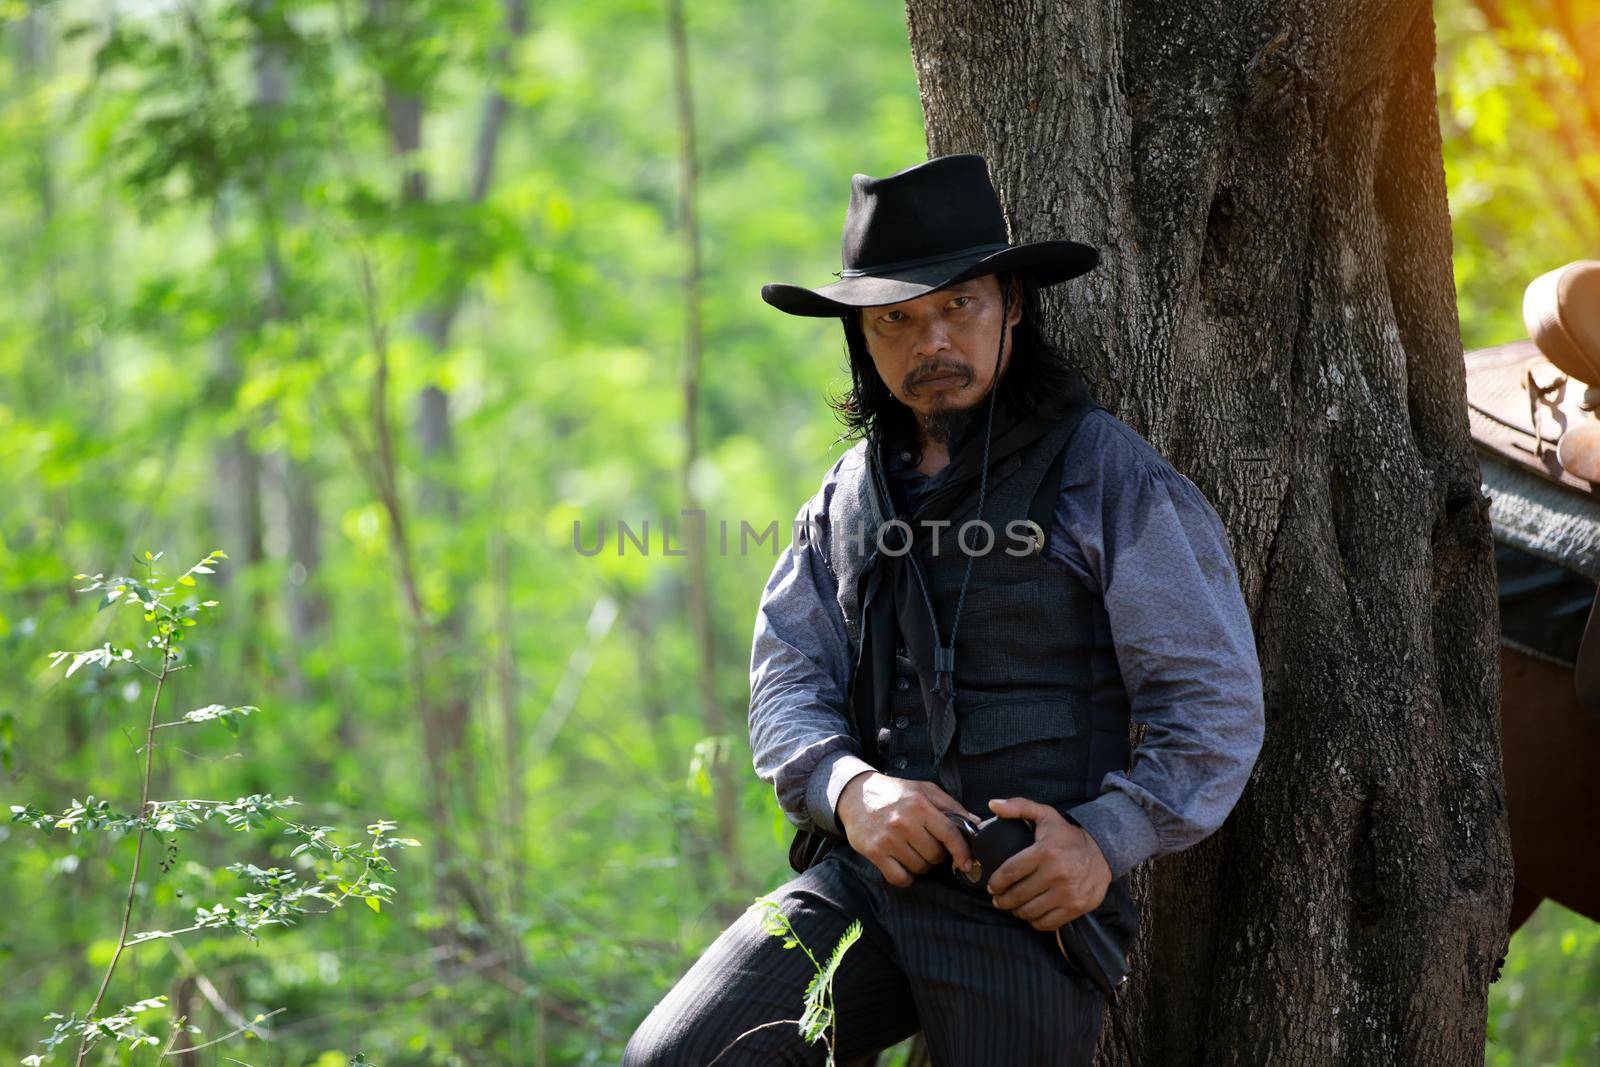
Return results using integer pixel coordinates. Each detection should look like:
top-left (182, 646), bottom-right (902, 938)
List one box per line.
top-left (823, 400), bottom-right (1132, 822)
top-left (786, 399), bottom-right (1142, 960)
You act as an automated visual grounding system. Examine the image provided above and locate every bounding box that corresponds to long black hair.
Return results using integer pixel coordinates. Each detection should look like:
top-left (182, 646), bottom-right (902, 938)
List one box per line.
top-left (828, 270), bottom-right (1093, 450)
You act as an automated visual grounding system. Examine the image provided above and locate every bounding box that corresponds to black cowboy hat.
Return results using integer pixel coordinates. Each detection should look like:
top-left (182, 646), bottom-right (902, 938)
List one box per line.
top-left (760, 153), bottom-right (1099, 318)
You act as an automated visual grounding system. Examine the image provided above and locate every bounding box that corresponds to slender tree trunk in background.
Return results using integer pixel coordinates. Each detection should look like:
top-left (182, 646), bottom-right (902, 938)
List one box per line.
top-left (168, 975), bottom-right (199, 1065)
top-left (274, 453), bottom-right (331, 703)
top-left (371, 50), bottom-right (479, 819)
top-left (363, 0), bottom-right (527, 919)
top-left (628, 605), bottom-right (716, 900)
top-left (367, 0), bottom-right (529, 865)
top-left (19, 0), bottom-right (91, 1003)
top-left (19, 0), bottom-right (77, 761)
top-left (416, 0), bottom-right (528, 879)
top-left (19, 9), bottom-right (65, 381)
top-left (206, 199), bottom-right (265, 667)
top-left (167, 5), bottom-right (266, 665)
top-left (357, 4), bottom-right (474, 918)
top-left (667, 0), bottom-right (745, 892)
top-left (490, 461), bottom-right (527, 908)
top-left (904, 1), bottom-right (1510, 1062)
top-left (251, 1), bottom-right (332, 715)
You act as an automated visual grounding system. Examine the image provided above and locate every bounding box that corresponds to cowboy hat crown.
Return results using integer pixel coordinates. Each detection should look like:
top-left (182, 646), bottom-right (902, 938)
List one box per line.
top-left (760, 153), bottom-right (1099, 317)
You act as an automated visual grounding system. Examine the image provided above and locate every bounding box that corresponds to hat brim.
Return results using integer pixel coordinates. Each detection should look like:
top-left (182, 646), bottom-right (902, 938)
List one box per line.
top-left (760, 240), bottom-right (1099, 318)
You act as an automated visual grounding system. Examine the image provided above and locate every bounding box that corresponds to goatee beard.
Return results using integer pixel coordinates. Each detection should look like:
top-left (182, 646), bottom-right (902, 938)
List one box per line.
top-left (922, 403), bottom-right (978, 448)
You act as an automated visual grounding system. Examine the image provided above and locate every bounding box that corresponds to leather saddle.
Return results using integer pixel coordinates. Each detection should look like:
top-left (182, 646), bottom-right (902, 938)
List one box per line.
top-left (1465, 260), bottom-right (1600, 714)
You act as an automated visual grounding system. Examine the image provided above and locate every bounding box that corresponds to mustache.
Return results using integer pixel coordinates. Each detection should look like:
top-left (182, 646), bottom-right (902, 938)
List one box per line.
top-left (906, 362), bottom-right (973, 390)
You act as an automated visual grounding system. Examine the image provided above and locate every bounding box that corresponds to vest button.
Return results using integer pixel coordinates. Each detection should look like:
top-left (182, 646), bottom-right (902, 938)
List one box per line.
top-left (900, 450), bottom-right (912, 462)
top-left (894, 715), bottom-right (911, 729)
top-left (895, 677), bottom-right (910, 691)
top-left (891, 755), bottom-right (909, 770)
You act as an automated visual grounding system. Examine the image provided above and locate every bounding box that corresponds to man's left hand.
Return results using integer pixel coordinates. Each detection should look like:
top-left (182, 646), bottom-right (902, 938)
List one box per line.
top-left (984, 797), bottom-right (1112, 932)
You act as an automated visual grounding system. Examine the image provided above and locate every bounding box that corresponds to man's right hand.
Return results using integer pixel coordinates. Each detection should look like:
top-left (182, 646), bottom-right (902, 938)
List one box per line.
top-left (836, 771), bottom-right (980, 888)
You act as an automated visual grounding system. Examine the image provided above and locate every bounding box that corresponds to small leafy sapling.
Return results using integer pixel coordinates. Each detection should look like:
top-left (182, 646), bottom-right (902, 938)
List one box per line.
top-left (11, 550), bottom-right (416, 1065)
top-left (705, 897), bottom-right (862, 1066)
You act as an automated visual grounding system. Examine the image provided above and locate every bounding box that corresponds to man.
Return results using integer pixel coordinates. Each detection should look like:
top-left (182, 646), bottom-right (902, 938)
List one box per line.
top-left (624, 154), bottom-right (1264, 1065)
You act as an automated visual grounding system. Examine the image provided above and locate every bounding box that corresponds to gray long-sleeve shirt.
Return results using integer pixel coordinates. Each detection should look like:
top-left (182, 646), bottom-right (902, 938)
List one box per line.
top-left (747, 407), bottom-right (1265, 878)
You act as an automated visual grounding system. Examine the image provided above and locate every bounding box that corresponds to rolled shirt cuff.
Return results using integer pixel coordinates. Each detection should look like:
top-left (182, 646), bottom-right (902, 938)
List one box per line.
top-left (1068, 788), bottom-right (1164, 879)
top-left (805, 751), bottom-right (878, 836)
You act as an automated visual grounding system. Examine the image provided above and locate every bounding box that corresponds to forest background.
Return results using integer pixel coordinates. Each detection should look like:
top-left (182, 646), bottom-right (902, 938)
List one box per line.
top-left (1, 0), bottom-right (1596, 1063)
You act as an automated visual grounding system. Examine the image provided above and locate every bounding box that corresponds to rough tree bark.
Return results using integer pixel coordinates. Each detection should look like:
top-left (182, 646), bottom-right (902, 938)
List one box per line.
top-left (903, 1), bottom-right (1512, 1063)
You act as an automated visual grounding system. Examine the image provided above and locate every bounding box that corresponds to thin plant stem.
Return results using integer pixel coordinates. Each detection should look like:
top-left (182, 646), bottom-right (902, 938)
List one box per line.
top-left (75, 631), bottom-right (173, 1066)
top-left (160, 1007), bottom-right (286, 1058)
top-left (705, 1018), bottom-right (806, 1067)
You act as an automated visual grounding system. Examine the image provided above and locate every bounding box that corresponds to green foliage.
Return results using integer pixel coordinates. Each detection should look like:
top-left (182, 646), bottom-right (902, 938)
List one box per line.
top-left (0, 1), bottom-right (927, 1058)
top-left (750, 898), bottom-right (862, 1065)
top-left (10, 551), bottom-right (411, 1063)
top-left (1488, 904), bottom-right (1600, 1067)
top-left (1437, 1), bottom-right (1600, 349)
top-left (26, 997), bottom-right (173, 1065)
top-left (801, 918), bottom-right (863, 1048)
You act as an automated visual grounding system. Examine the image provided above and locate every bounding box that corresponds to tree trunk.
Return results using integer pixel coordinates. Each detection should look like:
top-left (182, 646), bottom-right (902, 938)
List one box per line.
top-left (251, 0), bottom-right (332, 715)
top-left (206, 206), bottom-right (265, 650)
top-left (489, 460), bottom-right (527, 908)
top-left (667, 0), bottom-right (745, 888)
top-left (628, 602), bottom-right (716, 901)
top-left (903, 1), bottom-right (1512, 1062)
top-left (366, 0), bottom-right (529, 852)
top-left (362, 0), bottom-right (528, 921)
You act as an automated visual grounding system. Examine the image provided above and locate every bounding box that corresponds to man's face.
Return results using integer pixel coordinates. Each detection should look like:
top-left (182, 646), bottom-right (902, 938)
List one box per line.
top-left (859, 273), bottom-right (1023, 443)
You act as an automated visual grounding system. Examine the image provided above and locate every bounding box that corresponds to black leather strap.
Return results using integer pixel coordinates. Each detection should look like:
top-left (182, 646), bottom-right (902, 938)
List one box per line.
top-left (788, 825), bottom-right (840, 873)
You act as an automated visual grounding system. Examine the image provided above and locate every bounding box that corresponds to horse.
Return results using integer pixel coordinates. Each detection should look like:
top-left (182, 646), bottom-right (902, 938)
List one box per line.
top-left (1466, 258), bottom-right (1600, 934)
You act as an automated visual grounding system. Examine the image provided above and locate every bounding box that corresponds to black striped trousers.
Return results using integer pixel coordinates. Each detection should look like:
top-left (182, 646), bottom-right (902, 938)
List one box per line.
top-left (623, 845), bottom-right (1119, 1066)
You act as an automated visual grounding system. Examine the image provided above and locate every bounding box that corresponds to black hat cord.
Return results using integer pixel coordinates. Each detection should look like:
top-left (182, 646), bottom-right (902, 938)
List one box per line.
top-left (929, 281), bottom-right (1007, 698)
top-left (864, 282), bottom-right (1007, 702)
